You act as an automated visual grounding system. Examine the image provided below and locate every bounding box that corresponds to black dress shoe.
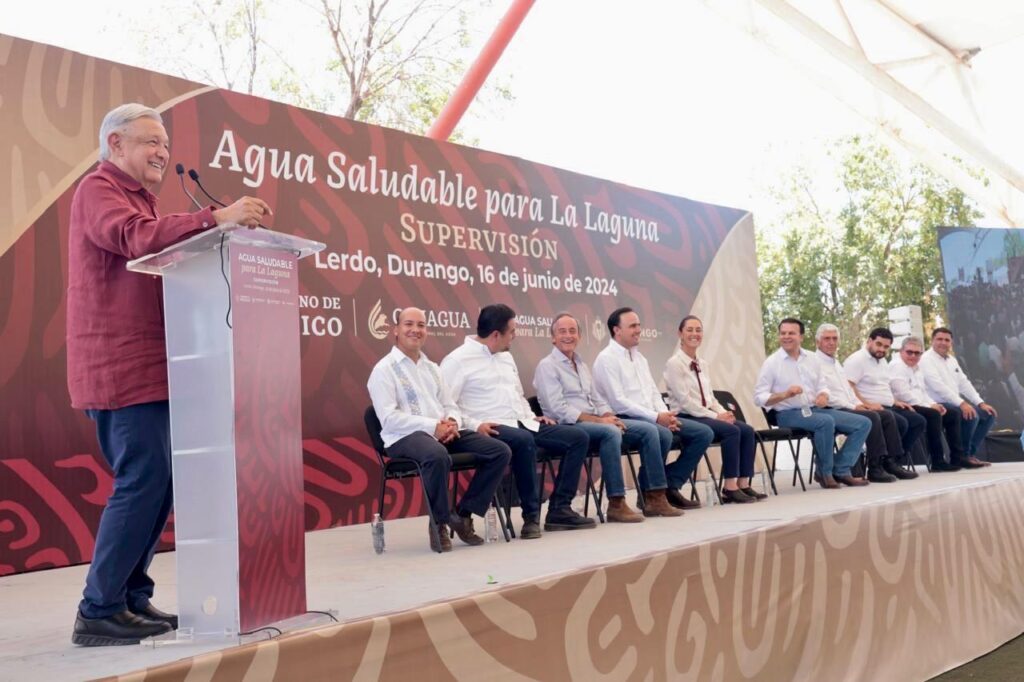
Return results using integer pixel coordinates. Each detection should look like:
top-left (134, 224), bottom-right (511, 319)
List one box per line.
top-left (835, 474), bottom-right (869, 487)
top-left (544, 506), bottom-right (597, 531)
top-left (665, 487), bottom-right (702, 509)
top-left (520, 517), bottom-right (542, 539)
top-left (931, 461), bottom-right (962, 472)
top-left (722, 488), bottom-right (757, 504)
top-left (882, 459), bottom-right (918, 479)
top-left (867, 468), bottom-right (898, 483)
top-left (740, 487), bottom-right (768, 500)
top-left (130, 603), bottom-right (179, 630)
top-left (73, 609), bottom-right (171, 646)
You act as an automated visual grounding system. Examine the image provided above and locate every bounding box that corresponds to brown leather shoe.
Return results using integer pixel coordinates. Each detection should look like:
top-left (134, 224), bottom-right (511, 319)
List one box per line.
top-left (817, 474), bottom-right (841, 489)
top-left (606, 496), bottom-right (644, 523)
top-left (665, 486), bottom-right (702, 509)
top-left (834, 474), bottom-right (869, 487)
top-left (966, 456), bottom-right (992, 467)
top-left (448, 515), bottom-right (485, 546)
top-left (642, 490), bottom-right (684, 517)
top-left (429, 522), bottom-right (452, 552)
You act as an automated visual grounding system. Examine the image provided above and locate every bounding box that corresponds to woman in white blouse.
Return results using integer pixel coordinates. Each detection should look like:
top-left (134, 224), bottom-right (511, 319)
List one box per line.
top-left (664, 315), bottom-right (764, 503)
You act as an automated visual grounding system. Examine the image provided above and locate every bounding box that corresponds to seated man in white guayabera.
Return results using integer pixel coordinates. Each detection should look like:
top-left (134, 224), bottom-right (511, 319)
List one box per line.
top-left (367, 307), bottom-right (511, 552)
top-left (754, 318), bottom-right (871, 489)
top-left (920, 327), bottom-right (997, 467)
top-left (889, 335), bottom-right (967, 472)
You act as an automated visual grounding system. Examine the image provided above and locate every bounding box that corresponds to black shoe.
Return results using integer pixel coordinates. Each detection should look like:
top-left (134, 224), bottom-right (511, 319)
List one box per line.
top-left (520, 517), bottom-right (542, 539)
top-left (544, 506), bottom-right (597, 531)
top-left (740, 487), bottom-right (768, 501)
top-left (867, 468), bottom-right (898, 483)
top-left (931, 461), bottom-right (962, 472)
top-left (721, 488), bottom-right (757, 504)
top-left (129, 603), bottom-right (179, 630)
top-left (883, 460), bottom-right (918, 479)
top-left (73, 610), bottom-right (171, 646)
top-left (448, 515), bottom-right (485, 546)
top-left (665, 487), bottom-right (702, 509)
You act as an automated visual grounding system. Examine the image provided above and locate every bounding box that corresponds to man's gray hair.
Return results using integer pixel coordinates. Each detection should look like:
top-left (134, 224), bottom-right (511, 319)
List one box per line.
top-left (815, 322), bottom-right (840, 341)
top-left (99, 103), bottom-right (162, 161)
top-left (902, 335), bottom-right (924, 349)
top-left (550, 312), bottom-right (579, 335)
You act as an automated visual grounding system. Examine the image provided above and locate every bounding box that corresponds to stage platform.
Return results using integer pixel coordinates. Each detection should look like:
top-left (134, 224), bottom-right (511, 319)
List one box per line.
top-left (4, 464), bottom-right (1024, 681)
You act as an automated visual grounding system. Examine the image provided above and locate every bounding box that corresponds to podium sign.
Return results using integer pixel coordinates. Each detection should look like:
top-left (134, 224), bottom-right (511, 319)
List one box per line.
top-left (129, 226), bottom-right (324, 637)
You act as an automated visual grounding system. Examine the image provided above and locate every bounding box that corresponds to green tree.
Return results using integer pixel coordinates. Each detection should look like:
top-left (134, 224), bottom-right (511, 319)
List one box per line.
top-left (758, 135), bottom-right (983, 358)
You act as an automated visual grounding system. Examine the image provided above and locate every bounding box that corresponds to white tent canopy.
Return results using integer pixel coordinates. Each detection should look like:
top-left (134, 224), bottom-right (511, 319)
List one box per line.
top-left (702, 0), bottom-right (1024, 226)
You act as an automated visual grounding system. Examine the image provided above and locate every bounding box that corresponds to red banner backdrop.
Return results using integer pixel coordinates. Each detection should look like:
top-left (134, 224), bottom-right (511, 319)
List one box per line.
top-left (0, 37), bottom-right (751, 576)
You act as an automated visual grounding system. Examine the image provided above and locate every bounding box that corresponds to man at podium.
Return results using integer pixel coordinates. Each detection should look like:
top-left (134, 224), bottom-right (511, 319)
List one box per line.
top-left (67, 103), bottom-right (271, 646)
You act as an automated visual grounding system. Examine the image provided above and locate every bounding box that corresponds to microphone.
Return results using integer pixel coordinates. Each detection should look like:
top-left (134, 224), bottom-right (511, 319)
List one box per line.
top-left (187, 168), bottom-right (228, 207)
top-left (175, 163), bottom-right (204, 211)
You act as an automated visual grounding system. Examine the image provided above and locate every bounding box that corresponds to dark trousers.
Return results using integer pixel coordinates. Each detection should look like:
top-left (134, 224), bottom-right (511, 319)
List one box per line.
top-left (494, 423), bottom-right (588, 519)
top-left (685, 417), bottom-right (755, 479)
top-left (915, 404), bottom-right (965, 464)
top-left (80, 401), bottom-right (173, 619)
top-left (888, 407), bottom-right (926, 455)
top-left (840, 408), bottom-right (903, 468)
top-left (385, 430), bottom-right (511, 523)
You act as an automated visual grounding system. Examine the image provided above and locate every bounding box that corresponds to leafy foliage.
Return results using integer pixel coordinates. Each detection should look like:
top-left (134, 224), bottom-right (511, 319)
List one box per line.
top-left (757, 135), bottom-right (983, 357)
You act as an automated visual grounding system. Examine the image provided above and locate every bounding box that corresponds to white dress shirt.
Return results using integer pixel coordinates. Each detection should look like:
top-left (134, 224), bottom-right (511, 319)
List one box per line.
top-left (592, 339), bottom-right (667, 423)
top-left (814, 349), bottom-right (858, 410)
top-left (533, 347), bottom-right (611, 424)
top-left (919, 348), bottom-right (983, 405)
top-left (367, 346), bottom-right (461, 448)
top-left (889, 356), bottom-right (932, 407)
top-left (663, 347), bottom-right (725, 418)
top-left (440, 336), bottom-right (538, 432)
top-left (844, 348), bottom-right (895, 406)
top-left (753, 347), bottom-right (828, 411)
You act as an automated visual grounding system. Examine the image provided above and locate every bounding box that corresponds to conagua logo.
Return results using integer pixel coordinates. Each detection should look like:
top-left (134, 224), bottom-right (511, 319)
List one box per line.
top-left (592, 318), bottom-right (606, 342)
top-left (368, 300), bottom-right (390, 340)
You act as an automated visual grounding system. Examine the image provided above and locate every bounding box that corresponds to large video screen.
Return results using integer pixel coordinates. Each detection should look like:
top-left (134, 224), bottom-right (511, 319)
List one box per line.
top-left (938, 227), bottom-right (1024, 432)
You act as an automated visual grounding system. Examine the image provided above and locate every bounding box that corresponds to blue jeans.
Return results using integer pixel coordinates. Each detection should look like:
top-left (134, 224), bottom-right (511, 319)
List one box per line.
top-left (774, 407), bottom-right (871, 476)
top-left (574, 419), bottom-right (667, 496)
top-left (80, 401), bottom-right (173, 618)
top-left (943, 402), bottom-right (995, 457)
top-left (685, 416), bottom-right (756, 479)
top-left (493, 422), bottom-right (588, 519)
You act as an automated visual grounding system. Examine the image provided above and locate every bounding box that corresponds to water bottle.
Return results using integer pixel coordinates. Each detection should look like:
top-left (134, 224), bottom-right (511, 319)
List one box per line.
top-left (703, 478), bottom-right (719, 506)
top-left (371, 513), bottom-right (385, 554)
top-left (759, 470), bottom-right (769, 495)
top-left (484, 504), bottom-right (499, 543)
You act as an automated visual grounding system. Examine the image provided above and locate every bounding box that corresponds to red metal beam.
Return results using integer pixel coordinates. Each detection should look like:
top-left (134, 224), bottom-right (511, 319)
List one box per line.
top-left (427, 0), bottom-right (536, 141)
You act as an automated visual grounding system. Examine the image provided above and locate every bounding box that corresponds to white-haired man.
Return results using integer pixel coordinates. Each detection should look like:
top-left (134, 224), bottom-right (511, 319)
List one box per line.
top-left (68, 104), bottom-right (271, 646)
top-left (814, 323), bottom-right (914, 482)
top-left (889, 335), bottom-right (967, 471)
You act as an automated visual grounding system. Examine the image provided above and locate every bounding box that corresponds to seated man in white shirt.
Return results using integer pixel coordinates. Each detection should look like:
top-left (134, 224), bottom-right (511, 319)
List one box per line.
top-left (664, 315), bottom-right (765, 503)
top-left (592, 307), bottom-right (711, 514)
top-left (441, 304), bottom-right (595, 539)
top-left (920, 327), bottom-right (997, 467)
top-left (533, 312), bottom-right (652, 523)
top-left (814, 323), bottom-right (913, 482)
top-left (844, 327), bottom-right (925, 474)
top-left (889, 335), bottom-right (966, 471)
top-left (367, 308), bottom-right (511, 552)
top-left (754, 318), bottom-right (871, 489)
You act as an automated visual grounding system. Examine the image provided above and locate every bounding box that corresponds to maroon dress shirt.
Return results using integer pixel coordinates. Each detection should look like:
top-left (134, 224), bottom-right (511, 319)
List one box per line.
top-left (66, 161), bottom-right (216, 410)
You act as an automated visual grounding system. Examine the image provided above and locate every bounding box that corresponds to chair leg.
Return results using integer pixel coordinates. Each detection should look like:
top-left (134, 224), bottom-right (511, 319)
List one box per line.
top-left (492, 492), bottom-right (511, 542)
top-left (625, 452), bottom-right (643, 510)
top-left (583, 457), bottom-right (605, 523)
top-left (790, 440), bottom-right (807, 491)
top-left (756, 438), bottom-right (779, 495)
top-left (500, 473), bottom-right (517, 538)
top-left (703, 452), bottom-right (723, 504)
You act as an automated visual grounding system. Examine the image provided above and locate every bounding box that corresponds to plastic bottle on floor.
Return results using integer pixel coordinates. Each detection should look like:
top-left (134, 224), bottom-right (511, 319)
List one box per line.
top-left (484, 504), bottom-right (499, 543)
top-left (371, 513), bottom-right (385, 554)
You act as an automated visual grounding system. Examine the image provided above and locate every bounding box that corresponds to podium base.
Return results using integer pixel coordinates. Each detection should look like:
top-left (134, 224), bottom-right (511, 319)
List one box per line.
top-left (142, 609), bottom-right (339, 648)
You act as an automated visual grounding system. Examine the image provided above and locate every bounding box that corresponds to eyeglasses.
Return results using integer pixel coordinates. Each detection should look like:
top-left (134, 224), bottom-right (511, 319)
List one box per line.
top-left (902, 349), bottom-right (922, 356)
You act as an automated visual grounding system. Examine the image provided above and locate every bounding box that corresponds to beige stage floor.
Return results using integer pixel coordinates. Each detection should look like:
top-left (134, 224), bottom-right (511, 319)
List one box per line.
top-left (2, 463), bottom-right (1023, 681)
